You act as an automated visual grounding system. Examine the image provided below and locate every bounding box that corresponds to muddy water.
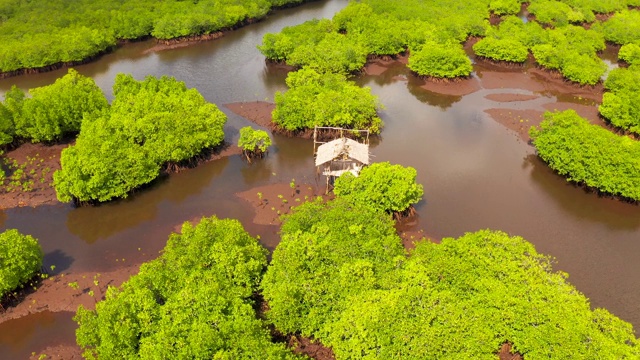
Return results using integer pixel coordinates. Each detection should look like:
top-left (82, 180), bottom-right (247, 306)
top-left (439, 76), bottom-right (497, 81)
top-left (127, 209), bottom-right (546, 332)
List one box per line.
top-left (1, 0), bottom-right (640, 356)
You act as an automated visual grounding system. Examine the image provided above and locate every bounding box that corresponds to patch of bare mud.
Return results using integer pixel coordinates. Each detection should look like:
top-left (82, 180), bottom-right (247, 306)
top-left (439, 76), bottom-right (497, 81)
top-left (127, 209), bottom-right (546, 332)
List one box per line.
top-left (484, 109), bottom-right (545, 142)
top-left (236, 182), bottom-right (325, 226)
top-left (418, 77), bottom-right (482, 97)
top-left (225, 102), bottom-right (275, 128)
top-left (485, 93), bottom-right (540, 102)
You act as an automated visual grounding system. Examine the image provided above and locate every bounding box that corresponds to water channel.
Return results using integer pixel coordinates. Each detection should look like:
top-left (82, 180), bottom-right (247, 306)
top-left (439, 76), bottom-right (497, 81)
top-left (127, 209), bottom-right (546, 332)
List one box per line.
top-left (1, 0), bottom-right (640, 357)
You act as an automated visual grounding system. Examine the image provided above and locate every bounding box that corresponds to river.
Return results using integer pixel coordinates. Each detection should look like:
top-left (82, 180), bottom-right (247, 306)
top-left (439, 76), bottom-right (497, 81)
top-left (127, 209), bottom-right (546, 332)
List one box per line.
top-left (1, 0), bottom-right (639, 357)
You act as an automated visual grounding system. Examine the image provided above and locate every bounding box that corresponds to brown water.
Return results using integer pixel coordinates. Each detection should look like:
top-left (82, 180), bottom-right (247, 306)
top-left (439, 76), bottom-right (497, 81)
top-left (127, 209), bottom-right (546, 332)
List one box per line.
top-left (2, 0), bottom-right (640, 356)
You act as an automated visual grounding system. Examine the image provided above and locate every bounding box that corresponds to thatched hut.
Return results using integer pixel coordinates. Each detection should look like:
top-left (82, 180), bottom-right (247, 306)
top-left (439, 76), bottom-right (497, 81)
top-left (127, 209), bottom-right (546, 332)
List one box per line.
top-left (315, 137), bottom-right (370, 191)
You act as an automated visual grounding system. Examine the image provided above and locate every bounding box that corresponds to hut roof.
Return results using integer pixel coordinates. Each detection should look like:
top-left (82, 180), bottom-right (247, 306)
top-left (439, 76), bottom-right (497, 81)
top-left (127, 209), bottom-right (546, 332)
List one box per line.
top-left (315, 138), bottom-right (369, 167)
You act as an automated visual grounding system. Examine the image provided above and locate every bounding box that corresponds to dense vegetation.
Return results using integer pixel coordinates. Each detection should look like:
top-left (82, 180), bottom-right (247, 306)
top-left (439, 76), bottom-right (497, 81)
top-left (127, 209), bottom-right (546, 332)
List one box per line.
top-left (0, 0), bottom-right (307, 73)
top-left (261, 198), bottom-right (406, 338)
top-left (333, 162), bottom-right (424, 214)
top-left (258, 0), bottom-right (488, 79)
top-left (0, 69), bottom-right (107, 146)
top-left (263, 197), bottom-right (639, 358)
top-left (75, 217), bottom-right (300, 360)
top-left (54, 74), bottom-right (226, 203)
top-left (0, 229), bottom-right (43, 299)
top-left (258, 0), bottom-right (637, 85)
top-left (272, 68), bottom-right (382, 133)
top-left (326, 230), bottom-right (639, 358)
top-left (599, 67), bottom-right (640, 134)
top-left (593, 9), bottom-right (640, 45)
top-left (529, 110), bottom-right (640, 200)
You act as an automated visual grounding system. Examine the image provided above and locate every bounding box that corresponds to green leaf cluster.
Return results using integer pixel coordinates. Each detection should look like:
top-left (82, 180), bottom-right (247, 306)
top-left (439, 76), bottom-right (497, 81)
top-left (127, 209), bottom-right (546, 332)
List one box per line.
top-left (0, 69), bottom-right (107, 145)
top-left (259, 0), bottom-right (493, 79)
top-left (619, 43), bottom-right (640, 66)
top-left (529, 110), bottom-right (640, 200)
top-left (272, 68), bottom-right (382, 133)
top-left (593, 9), bottom-right (640, 45)
top-left (408, 41), bottom-right (474, 78)
top-left (489, 0), bottom-right (522, 16)
top-left (530, 25), bottom-right (606, 85)
top-left (0, 0), bottom-right (305, 72)
top-left (75, 217), bottom-right (300, 360)
top-left (238, 126), bottom-right (271, 153)
top-left (528, 0), bottom-right (596, 26)
top-left (0, 229), bottom-right (43, 299)
top-left (333, 162), bottom-right (424, 214)
top-left (261, 198), bottom-right (406, 338)
top-left (53, 74), bottom-right (226, 203)
top-left (325, 230), bottom-right (640, 359)
top-left (473, 16), bottom-right (546, 63)
top-left (599, 67), bottom-right (640, 134)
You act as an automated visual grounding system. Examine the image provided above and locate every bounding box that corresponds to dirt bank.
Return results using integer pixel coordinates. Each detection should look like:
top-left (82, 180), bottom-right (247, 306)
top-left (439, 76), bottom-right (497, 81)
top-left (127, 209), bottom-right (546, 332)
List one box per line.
top-left (236, 182), bottom-right (326, 226)
top-left (0, 264), bottom-right (141, 325)
top-left (225, 102), bottom-right (275, 129)
top-left (0, 142), bottom-right (66, 210)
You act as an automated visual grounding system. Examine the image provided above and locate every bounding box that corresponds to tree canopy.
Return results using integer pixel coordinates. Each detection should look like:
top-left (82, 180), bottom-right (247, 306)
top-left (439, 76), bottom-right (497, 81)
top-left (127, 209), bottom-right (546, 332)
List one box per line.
top-left (0, 69), bottom-right (108, 145)
top-left (75, 217), bottom-right (300, 360)
top-left (0, 0), bottom-right (307, 73)
top-left (333, 162), bottom-right (424, 214)
top-left (272, 68), bottom-right (382, 133)
top-left (53, 74), bottom-right (226, 203)
top-left (0, 229), bottom-right (43, 299)
top-left (530, 110), bottom-right (640, 200)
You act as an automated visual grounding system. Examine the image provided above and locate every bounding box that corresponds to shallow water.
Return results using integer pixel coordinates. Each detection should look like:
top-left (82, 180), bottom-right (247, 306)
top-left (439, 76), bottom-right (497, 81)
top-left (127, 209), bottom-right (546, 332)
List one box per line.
top-left (1, 0), bottom-right (640, 355)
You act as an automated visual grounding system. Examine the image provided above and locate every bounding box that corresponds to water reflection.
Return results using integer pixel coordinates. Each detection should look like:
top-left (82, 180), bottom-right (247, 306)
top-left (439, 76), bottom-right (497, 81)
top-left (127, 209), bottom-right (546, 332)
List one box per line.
top-left (0, 311), bottom-right (76, 359)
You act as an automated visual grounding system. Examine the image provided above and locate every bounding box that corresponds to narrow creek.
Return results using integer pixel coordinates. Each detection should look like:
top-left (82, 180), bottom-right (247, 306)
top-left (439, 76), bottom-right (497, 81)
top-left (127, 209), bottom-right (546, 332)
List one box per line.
top-left (2, 0), bottom-right (640, 356)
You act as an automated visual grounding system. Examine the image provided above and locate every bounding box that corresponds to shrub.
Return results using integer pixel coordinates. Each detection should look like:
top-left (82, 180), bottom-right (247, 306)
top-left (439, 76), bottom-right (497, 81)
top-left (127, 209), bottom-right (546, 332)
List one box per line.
top-left (529, 110), bottom-right (640, 200)
top-left (12, 69), bottom-right (108, 143)
top-left (272, 68), bottom-right (382, 133)
top-left (0, 229), bottom-right (43, 299)
top-left (261, 197), bottom-right (406, 338)
top-left (489, 0), bottom-right (521, 16)
top-left (408, 41), bottom-right (473, 78)
top-left (286, 32), bottom-right (368, 74)
top-left (238, 126), bottom-right (271, 159)
top-left (619, 42), bottom-right (640, 65)
top-left (53, 74), bottom-right (226, 203)
top-left (325, 230), bottom-right (640, 359)
top-left (594, 9), bottom-right (640, 45)
top-left (473, 37), bottom-right (529, 62)
top-left (599, 67), bottom-right (640, 134)
top-left (75, 217), bottom-right (299, 360)
top-left (333, 161), bottom-right (424, 214)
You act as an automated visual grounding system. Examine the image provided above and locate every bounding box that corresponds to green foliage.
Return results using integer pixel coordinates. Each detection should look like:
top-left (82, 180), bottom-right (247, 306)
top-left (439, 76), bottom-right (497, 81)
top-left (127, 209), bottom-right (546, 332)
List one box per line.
top-left (0, 229), bottom-right (43, 299)
top-left (324, 230), bottom-right (640, 359)
top-left (489, 0), bottom-right (521, 16)
top-left (238, 126), bottom-right (271, 153)
top-left (528, 0), bottom-right (595, 26)
top-left (474, 37), bottom-right (529, 62)
top-left (258, 19), bottom-right (336, 62)
top-left (529, 110), bottom-right (640, 200)
top-left (53, 74), bottom-right (226, 203)
top-left (333, 162), bottom-right (424, 214)
top-left (259, 0), bottom-right (493, 78)
top-left (0, 0), bottom-right (305, 72)
top-left (261, 198), bottom-right (406, 338)
top-left (594, 9), bottom-right (640, 45)
top-left (408, 42), bottom-right (473, 78)
top-left (600, 67), bottom-right (640, 134)
top-left (531, 25), bottom-right (606, 85)
top-left (75, 217), bottom-right (299, 360)
top-left (12, 69), bottom-right (108, 143)
top-left (272, 68), bottom-right (382, 133)
top-left (619, 42), bottom-right (640, 65)
top-left (473, 16), bottom-right (546, 63)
